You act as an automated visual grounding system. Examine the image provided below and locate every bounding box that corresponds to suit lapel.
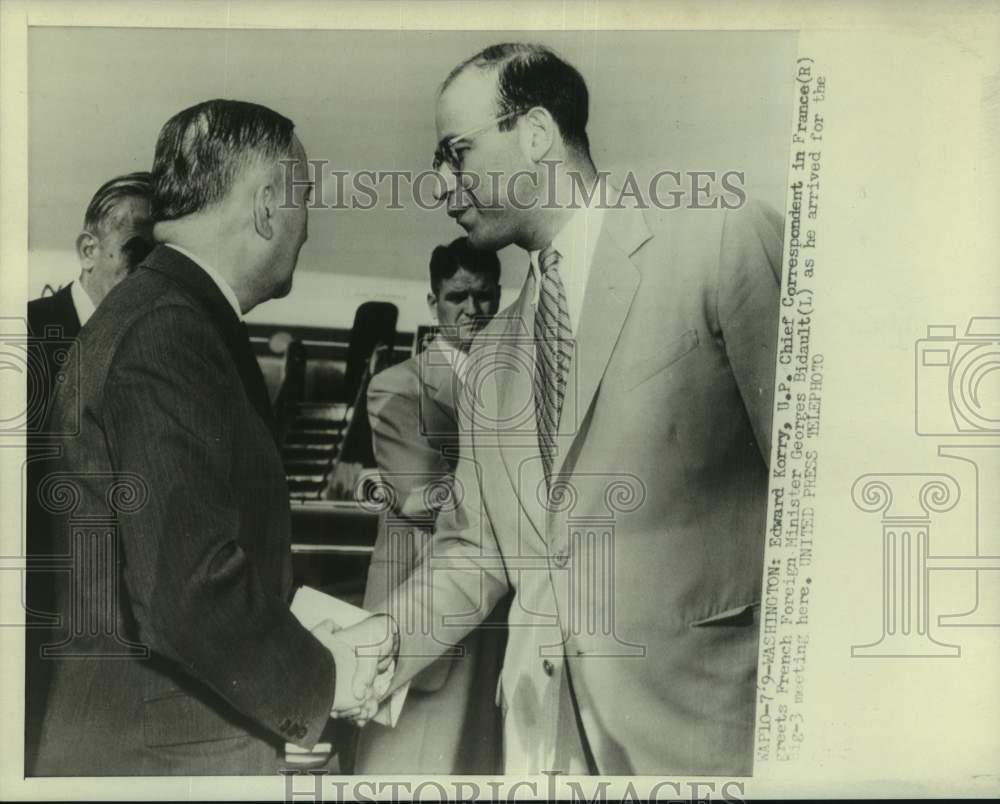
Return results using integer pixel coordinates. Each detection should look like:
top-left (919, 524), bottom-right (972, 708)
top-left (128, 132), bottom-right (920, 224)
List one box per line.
top-left (142, 245), bottom-right (277, 440)
top-left (553, 204), bottom-right (650, 480)
top-left (495, 272), bottom-right (549, 542)
top-left (56, 285), bottom-right (82, 336)
top-left (419, 339), bottom-right (460, 435)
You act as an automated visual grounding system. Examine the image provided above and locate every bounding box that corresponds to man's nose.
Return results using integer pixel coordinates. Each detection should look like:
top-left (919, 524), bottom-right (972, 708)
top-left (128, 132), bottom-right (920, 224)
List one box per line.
top-left (433, 163), bottom-right (457, 202)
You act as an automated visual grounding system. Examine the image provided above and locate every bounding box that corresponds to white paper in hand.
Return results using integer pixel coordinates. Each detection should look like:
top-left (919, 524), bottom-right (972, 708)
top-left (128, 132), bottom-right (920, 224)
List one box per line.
top-left (289, 585), bottom-right (408, 728)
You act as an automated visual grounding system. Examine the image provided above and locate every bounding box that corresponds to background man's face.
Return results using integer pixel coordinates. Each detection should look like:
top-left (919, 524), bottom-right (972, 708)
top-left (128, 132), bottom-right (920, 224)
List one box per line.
top-left (82, 196), bottom-right (153, 303)
top-left (430, 266), bottom-right (500, 351)
top-left (435, 69), bottom-right (534, 250)
top-left (268, 134), bottom-right (311, 300)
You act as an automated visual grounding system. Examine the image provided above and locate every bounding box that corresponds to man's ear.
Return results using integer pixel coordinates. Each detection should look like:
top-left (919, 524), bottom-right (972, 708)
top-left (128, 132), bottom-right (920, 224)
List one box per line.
top-left (520, 106), bottom-right (557, 163)
top-left (426, 291), bottom-right (438, 321)
top-left (75, 231), bottom-right (99, 271)
top-left (253, 182), bottom-right (276, 240)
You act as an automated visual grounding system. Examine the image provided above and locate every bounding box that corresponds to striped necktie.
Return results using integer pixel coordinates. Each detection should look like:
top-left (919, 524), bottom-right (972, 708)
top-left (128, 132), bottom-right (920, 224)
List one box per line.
top-left (534, 246), bottom-right (573, 485)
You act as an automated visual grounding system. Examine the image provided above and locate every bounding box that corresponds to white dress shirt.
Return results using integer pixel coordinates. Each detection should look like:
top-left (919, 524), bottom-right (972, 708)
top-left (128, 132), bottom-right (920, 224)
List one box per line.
top-left (70, 280), bottom-right (96, 327)
top-left (433, 337), bottom-right (469, 386)
top-left (164, 243), bottom-right (244, 321)
top-left (526, 201), bottom-right (608, 336)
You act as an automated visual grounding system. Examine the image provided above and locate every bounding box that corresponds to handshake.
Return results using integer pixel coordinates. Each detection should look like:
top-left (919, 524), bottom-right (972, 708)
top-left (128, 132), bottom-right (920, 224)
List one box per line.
top-left (311, 613), bottom-right (399, 727)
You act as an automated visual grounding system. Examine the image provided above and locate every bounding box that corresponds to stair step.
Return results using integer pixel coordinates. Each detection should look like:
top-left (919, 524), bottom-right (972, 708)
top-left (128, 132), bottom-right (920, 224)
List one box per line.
top-left (283, 443), bottom-right (337, 457)
top-left (284, 458), bottom-right (333, 473)
top-left (285, 430), bottom-right (343, 444)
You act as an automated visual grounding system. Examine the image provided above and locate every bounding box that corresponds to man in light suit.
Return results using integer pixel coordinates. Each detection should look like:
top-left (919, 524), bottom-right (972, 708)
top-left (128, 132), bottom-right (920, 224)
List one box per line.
top-left (354, 237), bottom-right (507, 774)
top-left (31, 99), bottom-right (394, 776)
top-left (362, 43), bottom-right (784, 776)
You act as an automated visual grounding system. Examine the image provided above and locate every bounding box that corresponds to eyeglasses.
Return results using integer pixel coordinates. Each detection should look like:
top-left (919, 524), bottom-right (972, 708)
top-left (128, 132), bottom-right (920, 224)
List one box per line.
top-left (432, 109), bottom-right (524, 173)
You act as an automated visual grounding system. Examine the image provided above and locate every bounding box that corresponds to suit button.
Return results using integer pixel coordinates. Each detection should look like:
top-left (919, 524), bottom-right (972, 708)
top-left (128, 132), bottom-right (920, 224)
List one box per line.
top-left (542, 659), bottom-right (555, 676)
top-left (552, 548), bottom-right (569, 568)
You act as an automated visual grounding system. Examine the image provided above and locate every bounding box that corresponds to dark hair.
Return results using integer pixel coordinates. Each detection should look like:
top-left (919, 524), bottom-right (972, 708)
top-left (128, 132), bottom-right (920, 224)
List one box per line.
top-left (82, 172), bottom-right (153, 234)
top-left (151, 99), bottom-right (295, 221)
top-left (443, 43), bottom-right (591, 154)
top-left (429, 237), bottom-right (501, 295)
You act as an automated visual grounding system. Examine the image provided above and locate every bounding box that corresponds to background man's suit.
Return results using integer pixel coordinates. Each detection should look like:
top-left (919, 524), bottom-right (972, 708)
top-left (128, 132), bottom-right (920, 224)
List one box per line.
top-left (32, 245), bottom-right (335, 775)
top-left (24, 283), bottom-right (83, 770)
top-left (26, 284), bottom-right (81, 432)
top-left (378, 200), bottom-right (784, 775)
top-left (354, 337), bottom-right (506, 774)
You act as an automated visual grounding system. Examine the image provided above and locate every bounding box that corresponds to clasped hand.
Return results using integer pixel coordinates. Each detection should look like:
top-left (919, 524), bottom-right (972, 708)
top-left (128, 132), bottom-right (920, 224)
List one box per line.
top-left (310, 614), bottom-right (399, 727)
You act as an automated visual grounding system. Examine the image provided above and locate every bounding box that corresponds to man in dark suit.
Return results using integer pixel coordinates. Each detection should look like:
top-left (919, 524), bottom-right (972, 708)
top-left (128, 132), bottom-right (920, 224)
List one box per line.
top-left (354, 237), bottom-right (507, 774)
top-left (360, 43), bottom-right (783, 775)
top-left (31, 99), bottom-right (395, 776)
top-left (26, 172), bottom-right (154, 431)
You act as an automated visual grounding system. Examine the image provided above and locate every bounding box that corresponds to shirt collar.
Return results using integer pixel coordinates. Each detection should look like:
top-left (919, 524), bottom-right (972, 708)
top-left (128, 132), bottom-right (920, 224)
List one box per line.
top-left (432, 336), bottom-right (469, 384)
top-left (164, 243), bottom-right (244, 322)
top-left (70, 279), bottom-right (96, 327)
top-left (527, 201), bottom-right (607, 277)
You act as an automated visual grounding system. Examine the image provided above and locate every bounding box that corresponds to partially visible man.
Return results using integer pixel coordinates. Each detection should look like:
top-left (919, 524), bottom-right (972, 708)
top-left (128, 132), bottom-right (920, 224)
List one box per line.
top-left (31, 99), bottom-right (394, 776)
top-left (362, 43), bottom-right (784, 776)
top-left (354, 237), bottom-right (506, 774)
top-left (26, 171), bottom-right (153, 429)
top-left (23, 171), bottom-right (153, 770)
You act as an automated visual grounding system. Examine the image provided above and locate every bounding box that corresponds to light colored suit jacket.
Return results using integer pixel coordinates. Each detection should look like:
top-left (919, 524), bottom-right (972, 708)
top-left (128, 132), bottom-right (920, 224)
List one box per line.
top-left (376, 200), bottom-right (783, 775)
top-left (355, 338), bottom-right (505, 774)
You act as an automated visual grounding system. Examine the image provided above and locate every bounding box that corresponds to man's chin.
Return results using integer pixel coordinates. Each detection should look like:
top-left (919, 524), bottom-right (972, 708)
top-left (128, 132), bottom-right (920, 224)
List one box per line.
top-left (271, 277), bottom-right (294, 300)
top-left (466, 227), bottom-right (509, 252)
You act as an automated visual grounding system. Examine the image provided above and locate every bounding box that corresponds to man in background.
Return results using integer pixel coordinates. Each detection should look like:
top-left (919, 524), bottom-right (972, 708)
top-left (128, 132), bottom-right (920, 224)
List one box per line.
top-left (31, 99), bottom-right (393, 776)
top-left (23, 170), bottom-right (153, 769)
top-left (26, 171), bottom-right (154, 429)
top-left (354, 237), bottom-right (506, 774)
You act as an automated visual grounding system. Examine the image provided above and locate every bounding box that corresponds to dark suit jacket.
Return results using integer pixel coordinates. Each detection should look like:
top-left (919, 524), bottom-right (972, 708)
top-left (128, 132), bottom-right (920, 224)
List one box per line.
top-left (26, 284), bottom-right (81, 433)
top-left (24, 283), bottom-right (82, 770)
top-left (353, 339), bottom-right (505, 774)
top-left (31, 246), bottom-right (336, 776)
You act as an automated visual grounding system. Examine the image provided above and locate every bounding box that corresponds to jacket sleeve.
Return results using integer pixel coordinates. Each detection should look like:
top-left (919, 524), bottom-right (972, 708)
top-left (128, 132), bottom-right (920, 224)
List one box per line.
top-left (367, 358), bottom-right (509, 692)
top-left (365, 371), bottom-right (463, 692)
top-left (717, 199), bottom-right (784, 463)
top-left (366, 371), bottom-right (454, 524)
top-left (101, 304), bottom-right (336, 749)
